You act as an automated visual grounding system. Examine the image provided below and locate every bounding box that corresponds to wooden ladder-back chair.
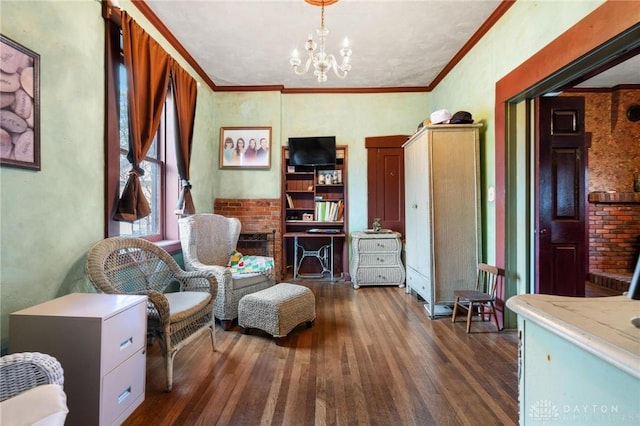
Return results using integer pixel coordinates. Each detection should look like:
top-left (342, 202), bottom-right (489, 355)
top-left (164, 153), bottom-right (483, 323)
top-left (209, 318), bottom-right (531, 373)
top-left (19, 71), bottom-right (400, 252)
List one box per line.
top-left (452, 263), bottom-right (502, 333)
top-left (86, 237), bottom-right (218, 391)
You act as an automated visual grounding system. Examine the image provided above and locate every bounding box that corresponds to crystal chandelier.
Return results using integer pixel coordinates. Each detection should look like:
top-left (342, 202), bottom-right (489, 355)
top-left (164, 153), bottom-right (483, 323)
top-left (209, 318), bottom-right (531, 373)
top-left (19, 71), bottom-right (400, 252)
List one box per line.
top-left (289, 0), bottom-right (352, 83)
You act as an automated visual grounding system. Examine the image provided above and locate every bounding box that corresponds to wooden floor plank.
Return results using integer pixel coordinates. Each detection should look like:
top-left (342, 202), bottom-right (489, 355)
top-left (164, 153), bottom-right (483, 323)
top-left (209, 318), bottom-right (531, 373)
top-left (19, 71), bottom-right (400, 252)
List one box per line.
top-left (123, 281), bottom-right (519, 425)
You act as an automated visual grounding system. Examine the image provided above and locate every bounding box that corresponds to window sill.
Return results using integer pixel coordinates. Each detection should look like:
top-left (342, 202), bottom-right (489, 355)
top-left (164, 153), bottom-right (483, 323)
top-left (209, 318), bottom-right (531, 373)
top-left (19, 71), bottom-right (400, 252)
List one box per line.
top-left (155, 239), bottom-right (181, 254)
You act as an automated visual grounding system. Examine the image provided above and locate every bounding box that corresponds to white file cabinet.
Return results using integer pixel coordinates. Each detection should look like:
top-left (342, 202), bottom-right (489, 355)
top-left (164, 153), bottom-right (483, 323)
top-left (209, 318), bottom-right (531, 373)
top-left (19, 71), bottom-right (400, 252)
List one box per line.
top-left (10, 293), bottom-right (147, 426)
top-left (351, 231), bottom-right (405, 288)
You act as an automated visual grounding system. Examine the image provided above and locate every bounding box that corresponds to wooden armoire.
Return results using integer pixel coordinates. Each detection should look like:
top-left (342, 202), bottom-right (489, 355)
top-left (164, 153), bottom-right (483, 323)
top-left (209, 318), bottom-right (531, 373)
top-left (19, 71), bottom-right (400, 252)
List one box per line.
top-left (403, 124), bottom-right (482, 318)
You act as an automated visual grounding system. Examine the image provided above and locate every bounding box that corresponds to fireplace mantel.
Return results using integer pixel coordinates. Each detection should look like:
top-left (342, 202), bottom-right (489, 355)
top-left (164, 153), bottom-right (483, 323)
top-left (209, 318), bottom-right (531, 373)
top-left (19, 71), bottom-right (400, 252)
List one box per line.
top-left (588, 191), bottom-right (640, 204)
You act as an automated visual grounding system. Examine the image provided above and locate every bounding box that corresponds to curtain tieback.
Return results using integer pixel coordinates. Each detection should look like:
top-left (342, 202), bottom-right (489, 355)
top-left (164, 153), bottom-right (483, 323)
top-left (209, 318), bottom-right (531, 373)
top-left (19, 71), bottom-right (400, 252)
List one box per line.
top-left (181, 179), bottom-right (192, 189)
top-left (128, 165), bottom-right (144, 176)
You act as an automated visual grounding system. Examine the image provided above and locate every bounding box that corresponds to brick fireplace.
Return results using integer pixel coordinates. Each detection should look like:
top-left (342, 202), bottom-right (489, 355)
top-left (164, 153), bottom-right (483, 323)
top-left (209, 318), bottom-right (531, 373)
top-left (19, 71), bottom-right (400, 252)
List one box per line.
top-left (214, 198), bottom-right (283, 281)
top-left (569, 88), bottom-right (640, 292)
top-left (588, 192), bottom-right (640, 291)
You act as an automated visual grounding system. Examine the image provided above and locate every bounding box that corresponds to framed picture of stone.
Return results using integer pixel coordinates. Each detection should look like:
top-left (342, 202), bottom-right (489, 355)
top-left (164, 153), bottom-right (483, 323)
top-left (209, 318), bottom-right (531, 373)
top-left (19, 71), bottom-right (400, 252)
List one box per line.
top-left (0, 34), bottom-right (40, 171)
top-left (219, 126), bottom-right (271, 169)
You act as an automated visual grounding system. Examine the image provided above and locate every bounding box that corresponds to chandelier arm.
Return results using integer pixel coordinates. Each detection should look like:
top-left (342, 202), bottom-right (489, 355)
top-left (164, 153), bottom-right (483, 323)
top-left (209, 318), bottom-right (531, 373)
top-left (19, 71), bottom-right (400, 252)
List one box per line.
top-left (293, 57), bottom-right (314, 76)
top-left (290, 0), bottom-right (351, 82)
top-left (326, 54), bottom-right (348, 79)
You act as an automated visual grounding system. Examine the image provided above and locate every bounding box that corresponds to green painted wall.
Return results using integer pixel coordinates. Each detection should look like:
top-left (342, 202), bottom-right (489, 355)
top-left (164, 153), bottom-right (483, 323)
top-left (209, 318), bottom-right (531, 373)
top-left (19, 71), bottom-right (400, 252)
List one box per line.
top-left (1, 1), bottom-right (105, 351)
top-left (429, 0), bottom-right (604, 265)
top-left (212, 91), bottom-right (283, 201)
top-left (0, 0), bottom-right (217, 351)
top-left (212, 91), bottom-right (429, 228)
top-left (0, 0), bottom-right (609, 351)
top-left (281, 93), bottom-right (428, 232)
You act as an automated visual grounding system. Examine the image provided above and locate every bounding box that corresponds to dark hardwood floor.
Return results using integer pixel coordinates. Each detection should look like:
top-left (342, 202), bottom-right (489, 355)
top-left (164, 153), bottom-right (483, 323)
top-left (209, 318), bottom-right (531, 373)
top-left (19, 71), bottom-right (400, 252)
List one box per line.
top-left (124, 281), bottom-right (519, 426)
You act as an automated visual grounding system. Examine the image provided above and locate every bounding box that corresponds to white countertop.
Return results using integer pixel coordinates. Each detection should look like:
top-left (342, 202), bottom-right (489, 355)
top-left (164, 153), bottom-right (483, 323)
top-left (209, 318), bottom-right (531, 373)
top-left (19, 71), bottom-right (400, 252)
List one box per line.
top-left (507, 294), bottom-right (640, 379)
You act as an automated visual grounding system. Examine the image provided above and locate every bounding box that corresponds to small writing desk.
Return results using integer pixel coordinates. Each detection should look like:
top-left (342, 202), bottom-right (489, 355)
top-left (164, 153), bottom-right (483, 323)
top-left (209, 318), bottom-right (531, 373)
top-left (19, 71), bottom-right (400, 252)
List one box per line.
top-left (284, 232), bottom-right (345, 280)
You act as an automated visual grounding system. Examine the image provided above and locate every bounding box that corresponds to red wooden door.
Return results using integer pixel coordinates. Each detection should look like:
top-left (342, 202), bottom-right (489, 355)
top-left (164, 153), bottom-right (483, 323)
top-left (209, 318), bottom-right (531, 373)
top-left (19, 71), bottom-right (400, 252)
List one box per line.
top-left (365, 135), bottom-right (409, 237)
top-left (537, 96), bottom-right (588, 296)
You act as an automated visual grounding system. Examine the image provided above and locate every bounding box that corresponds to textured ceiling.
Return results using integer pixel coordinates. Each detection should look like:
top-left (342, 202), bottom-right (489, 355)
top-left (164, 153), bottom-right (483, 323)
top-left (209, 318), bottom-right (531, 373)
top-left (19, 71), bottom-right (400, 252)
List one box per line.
top-left (144, 0), bottom-right (502, 90)
top-left (142, 0), bottom-right (639, 91)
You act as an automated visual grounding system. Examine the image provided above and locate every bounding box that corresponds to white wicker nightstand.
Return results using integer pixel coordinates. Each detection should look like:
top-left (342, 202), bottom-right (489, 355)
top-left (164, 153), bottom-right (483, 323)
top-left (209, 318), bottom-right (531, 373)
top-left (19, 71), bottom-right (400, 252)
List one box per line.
top-left (350, 231), bottom-right (405, 289)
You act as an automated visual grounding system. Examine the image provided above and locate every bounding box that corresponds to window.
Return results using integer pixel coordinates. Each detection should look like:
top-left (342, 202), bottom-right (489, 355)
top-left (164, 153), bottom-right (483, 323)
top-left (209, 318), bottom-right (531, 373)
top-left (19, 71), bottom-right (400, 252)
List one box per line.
top-left (105, 22), bottom-right (179, 244)
top-left (117, 62), bottom-right (163, 238)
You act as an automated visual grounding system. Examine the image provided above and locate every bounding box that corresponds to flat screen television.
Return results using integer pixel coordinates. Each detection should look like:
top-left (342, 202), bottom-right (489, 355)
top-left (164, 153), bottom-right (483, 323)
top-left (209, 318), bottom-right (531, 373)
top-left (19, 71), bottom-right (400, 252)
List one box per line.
top-left (288, 136), bottom-right (336, 166)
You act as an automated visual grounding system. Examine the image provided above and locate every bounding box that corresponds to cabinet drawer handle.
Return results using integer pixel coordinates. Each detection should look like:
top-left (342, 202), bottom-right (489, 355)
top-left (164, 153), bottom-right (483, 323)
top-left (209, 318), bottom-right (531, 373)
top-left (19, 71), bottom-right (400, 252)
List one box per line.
top-left (118, 387), bottom-right (131, 404)
top-left (120, 337), bottom-right (133, 351)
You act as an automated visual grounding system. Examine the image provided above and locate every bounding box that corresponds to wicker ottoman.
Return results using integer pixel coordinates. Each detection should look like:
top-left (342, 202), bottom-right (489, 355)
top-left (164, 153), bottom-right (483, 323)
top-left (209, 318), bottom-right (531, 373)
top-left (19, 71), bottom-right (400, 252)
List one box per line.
top-left (238, 283), bottom-right (316, 345)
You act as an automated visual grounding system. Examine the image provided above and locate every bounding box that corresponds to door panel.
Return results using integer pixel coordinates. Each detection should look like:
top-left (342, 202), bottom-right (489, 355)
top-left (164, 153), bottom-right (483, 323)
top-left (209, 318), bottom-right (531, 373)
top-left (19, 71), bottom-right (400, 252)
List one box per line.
top-left (366, 135), bottom-right (408, 237)
top-left (404, 137), bottom-right (427, 273)
top-left (381, 153), bottom-right (403, 226)
top-left (537, 96), bottom-right (587, 296)
top-left (553, 148), bottom-right (580, 219)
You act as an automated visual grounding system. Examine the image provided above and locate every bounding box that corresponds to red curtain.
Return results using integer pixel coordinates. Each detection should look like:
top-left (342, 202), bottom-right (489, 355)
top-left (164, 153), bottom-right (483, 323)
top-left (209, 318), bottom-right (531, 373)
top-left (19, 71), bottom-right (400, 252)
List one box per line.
top-left (171, 61), bottom-right (198, 215)
top-left (114, 12), bottom-right (171, 222)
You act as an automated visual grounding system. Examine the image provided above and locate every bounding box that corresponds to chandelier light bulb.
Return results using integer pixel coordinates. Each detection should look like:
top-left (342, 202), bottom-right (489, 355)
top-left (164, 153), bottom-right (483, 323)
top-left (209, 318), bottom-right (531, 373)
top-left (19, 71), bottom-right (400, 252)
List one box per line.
top-left (289, 1), bottom-right (352, 83)
top-left (290, 49), bottom-right (302, 68)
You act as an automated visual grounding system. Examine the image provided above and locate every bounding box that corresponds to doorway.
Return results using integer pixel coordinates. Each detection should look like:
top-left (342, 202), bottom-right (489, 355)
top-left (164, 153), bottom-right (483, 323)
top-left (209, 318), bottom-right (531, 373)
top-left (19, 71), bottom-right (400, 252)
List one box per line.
top-left (496, 5), bottom-right (640, 328)
top-left (536, 96), bottom-right (588, 297)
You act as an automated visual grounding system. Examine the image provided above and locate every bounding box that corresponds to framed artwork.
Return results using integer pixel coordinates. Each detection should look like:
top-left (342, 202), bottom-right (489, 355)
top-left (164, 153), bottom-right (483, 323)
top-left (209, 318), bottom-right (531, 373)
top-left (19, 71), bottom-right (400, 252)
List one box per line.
top-left (0, 34), bottom-right (40, 171)
top-left (219, 126), bottom-right (271, 169)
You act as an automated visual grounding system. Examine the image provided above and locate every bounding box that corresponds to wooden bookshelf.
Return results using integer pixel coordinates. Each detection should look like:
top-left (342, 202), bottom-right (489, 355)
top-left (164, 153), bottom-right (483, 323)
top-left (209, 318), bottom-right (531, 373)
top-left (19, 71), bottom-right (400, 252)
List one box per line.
top-left (281, 145), bottom-right (348, 280)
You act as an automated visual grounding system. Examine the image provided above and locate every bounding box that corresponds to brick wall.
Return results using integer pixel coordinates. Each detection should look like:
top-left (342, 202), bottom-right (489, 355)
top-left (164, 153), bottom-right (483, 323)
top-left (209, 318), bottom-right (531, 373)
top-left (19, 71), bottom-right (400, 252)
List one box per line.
top-left (214, 198), bottom-right (283, 281)
top-left (564, 88), bottom-right (640, 192)
top-left (566, 88), bottom-right (640, 282)
top-left (588, 202), bottom-right (640, 273)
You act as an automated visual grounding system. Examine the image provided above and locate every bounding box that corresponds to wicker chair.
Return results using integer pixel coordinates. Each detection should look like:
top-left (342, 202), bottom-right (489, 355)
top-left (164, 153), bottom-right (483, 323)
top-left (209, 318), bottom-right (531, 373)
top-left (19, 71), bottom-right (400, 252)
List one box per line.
top-left (0, 352), bottom-right (68, 425)
top-left (178, 214), bottom-right (276, 330)
top-left (86, 237), bottom-right (218, 391)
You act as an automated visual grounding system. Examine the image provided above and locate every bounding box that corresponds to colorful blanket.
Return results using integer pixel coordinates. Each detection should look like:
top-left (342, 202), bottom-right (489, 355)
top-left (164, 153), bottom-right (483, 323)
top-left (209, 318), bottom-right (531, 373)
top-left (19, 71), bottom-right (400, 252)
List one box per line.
top-left (228, 250), bottom-right (274, 274)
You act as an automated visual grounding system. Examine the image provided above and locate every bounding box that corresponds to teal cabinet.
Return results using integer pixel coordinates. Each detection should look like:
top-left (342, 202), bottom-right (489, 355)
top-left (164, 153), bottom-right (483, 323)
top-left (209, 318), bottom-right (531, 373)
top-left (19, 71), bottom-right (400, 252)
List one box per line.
top-left (508, 295), bottom-right (640, 425)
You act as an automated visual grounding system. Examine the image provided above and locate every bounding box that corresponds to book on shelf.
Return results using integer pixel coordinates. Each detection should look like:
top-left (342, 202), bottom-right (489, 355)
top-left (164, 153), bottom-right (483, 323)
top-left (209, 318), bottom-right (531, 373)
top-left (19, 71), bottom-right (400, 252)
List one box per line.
top-left (314, 200), bottom-right (343, 221)
top-left (336, 200), bottom-right (344, 221)
top-left (286, 194), bottom-right (294, 208)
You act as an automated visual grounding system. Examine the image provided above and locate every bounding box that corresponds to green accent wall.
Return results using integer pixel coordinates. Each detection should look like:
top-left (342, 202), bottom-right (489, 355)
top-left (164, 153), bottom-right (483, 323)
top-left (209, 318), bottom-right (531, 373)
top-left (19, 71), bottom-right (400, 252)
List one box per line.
top-left (428, 0), bottom-right (604, 328)
top-left (1, 1), bottom-right (106, 352)
top-left (429, 0), bottom-right (604, 265)
top-left (0, 0), bottom-right (219, 351)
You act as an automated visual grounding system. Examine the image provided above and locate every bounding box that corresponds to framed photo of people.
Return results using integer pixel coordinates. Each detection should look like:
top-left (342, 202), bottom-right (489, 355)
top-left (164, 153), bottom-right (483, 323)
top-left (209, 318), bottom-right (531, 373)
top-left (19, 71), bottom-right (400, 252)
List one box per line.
top-left (219, 126), bottom-right (271, 169)
top-left (0, 34), bottom-right (40, 171)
